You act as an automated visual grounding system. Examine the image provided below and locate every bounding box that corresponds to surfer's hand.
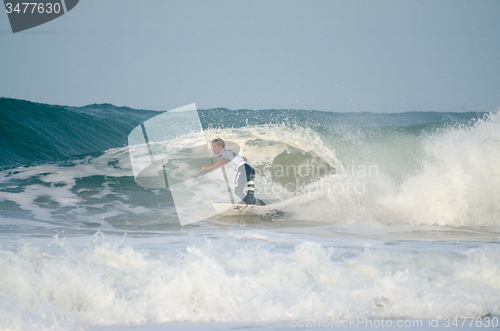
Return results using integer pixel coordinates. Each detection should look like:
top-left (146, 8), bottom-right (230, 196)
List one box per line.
top-left (201, 166), bottom-right (210, 172)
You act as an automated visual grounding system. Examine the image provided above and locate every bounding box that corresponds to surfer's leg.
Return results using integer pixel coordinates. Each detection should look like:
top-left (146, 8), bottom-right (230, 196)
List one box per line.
top-left (241, 164), bottom-right (259, 205)
top-left (245, 165), bottom-right (266, 206)
top-left (254, 198), bottom-right (266, 206)
top-left (234, 165), bottom-right (250, 202)
top-left (243, 166), bottom-right (256, 204)
top-left (235, 164), bottom-right (265, 205)
top-left (234, 164), bottom-right (255, 204)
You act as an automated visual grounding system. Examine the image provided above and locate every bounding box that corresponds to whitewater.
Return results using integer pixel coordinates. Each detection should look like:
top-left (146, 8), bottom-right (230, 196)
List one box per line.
top-left (0, 98), bottom-right (499, 331)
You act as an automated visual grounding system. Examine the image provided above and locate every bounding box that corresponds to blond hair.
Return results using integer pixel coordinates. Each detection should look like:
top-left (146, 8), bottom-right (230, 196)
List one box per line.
top-left (212, 138), bottom-right (225, 148)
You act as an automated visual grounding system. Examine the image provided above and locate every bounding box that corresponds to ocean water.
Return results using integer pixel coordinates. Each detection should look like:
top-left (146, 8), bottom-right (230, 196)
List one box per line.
top-left (0, 98), bottom-right (499, 331)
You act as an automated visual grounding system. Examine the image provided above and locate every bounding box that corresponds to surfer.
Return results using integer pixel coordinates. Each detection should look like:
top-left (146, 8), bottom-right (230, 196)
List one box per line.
top-left (201, 138), bottom-right (265, 206)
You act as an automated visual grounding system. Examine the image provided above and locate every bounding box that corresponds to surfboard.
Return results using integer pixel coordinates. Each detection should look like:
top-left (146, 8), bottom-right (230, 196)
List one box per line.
top-left (212, 203), bottom-right (283, 217)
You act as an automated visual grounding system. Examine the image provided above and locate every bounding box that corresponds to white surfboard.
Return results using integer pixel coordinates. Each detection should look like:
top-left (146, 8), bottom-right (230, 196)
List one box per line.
top-left (212, 203), bottom-right (266, 216)
top-left (212, 203), bottom-right (284, 217)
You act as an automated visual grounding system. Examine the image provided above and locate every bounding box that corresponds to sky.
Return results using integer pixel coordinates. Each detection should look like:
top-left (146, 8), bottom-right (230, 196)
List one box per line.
top-left (1, 0), bottom-right (499, 112)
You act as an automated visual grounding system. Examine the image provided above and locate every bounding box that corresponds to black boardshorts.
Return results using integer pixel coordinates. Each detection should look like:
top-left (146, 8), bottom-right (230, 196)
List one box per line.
top-left (234, 164), bottom-right (265, 206)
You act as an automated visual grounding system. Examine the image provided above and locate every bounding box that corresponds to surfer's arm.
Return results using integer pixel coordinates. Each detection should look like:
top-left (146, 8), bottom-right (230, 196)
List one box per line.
top-left (243, 156), bottom-right (247, 162)
top-left (201, 158), bottom-right (227, 171)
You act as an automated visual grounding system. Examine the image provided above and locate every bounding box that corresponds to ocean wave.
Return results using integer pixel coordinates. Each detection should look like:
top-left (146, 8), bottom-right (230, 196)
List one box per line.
top-left (0, 98), bottom-right (498, 230)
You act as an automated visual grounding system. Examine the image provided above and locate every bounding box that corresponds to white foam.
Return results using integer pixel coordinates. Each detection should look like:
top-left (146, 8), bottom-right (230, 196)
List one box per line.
top-left (0, 148), bottom-right (140, 222)
top-left (274, 112), bottom-right (500, 231)
top-left (377, 112), bottom-right (500, 229)
top-left (1, 234), bottom-right (499, 330)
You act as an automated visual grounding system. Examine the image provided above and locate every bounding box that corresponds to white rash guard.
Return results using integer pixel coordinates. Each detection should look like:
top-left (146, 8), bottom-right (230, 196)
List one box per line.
top-left (218, 148), bottom-right (247, 171)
